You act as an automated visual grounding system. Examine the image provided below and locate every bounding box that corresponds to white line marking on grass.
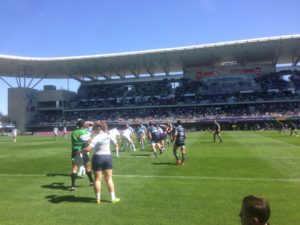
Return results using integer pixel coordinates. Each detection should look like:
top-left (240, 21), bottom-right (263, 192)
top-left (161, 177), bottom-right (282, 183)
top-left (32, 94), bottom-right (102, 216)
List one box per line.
top-left (113, 174), bottom-right (300, 182)
top-left (114, 155), bottom-right (151, 158)
top-left (271, 157), bottom-right (295, 159)
top-left (0, 174), bottom-right (46, 177)
top-left (1, 173), bottom-right (300, 182)
top-left (251, 133), bottom-right (300, 150)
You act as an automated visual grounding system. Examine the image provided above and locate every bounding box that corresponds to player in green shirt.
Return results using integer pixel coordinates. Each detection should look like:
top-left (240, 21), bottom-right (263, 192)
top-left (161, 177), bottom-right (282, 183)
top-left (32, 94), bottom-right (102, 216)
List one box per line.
top-left (70, 120), bottom-right (94, 191)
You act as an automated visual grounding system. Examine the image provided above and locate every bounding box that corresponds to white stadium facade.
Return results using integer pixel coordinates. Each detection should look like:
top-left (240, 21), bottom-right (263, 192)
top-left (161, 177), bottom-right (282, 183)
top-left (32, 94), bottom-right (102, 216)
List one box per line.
top-left (1, 34), bottom-right (300, 132)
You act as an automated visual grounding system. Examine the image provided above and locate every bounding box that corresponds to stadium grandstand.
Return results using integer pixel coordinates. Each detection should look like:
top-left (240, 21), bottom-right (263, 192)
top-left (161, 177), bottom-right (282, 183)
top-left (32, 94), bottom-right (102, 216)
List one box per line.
top-left (1, 34), bottom-right (300, 133)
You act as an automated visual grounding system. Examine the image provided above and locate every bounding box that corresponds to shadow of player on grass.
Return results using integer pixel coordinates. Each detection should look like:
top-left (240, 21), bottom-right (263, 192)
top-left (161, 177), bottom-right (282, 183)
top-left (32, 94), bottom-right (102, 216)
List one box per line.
top-left (46, 195), bottom-right (95, 204)
top-left (45, 195), bottom-right (111, 204)
top-left (41, 182), bottom-right (70, 190)
top-left (152, 162), bottom-right (176, 165)
top-left (46, 173), bottom-right (70, 177)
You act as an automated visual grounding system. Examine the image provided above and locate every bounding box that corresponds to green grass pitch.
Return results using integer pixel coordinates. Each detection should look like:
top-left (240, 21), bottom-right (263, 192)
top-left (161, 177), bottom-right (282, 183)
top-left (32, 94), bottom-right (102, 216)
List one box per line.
top-left (0, 131), bottom-right (300, 225)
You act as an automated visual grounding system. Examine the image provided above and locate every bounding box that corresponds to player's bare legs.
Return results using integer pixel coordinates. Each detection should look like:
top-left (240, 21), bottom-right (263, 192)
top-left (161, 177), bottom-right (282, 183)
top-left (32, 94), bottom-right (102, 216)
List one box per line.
top-left (93, 171), bottom-right (102, 203)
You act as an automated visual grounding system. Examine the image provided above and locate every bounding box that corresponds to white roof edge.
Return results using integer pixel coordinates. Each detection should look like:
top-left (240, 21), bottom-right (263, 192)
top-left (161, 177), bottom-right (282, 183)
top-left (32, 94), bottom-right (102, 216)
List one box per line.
top-left (0, 34), bottom-right (300, 61)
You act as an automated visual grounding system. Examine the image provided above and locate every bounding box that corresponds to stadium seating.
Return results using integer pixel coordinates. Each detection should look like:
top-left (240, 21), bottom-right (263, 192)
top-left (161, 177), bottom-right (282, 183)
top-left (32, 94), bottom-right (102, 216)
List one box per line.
top-left (27, 70), bottom-right (300, 130)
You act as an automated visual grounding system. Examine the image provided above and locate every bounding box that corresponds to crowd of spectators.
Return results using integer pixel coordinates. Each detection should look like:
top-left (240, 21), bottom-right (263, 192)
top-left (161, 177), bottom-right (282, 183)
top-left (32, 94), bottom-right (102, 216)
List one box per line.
top-left (73, 90), bottom-right (299, 109)
top-left (30, 112), bottom-right (63, 126)
top-left (59, 102), bottom-right (299, 124)
top-left (29, 70), bottom-right (300, 126)
top-left (78, 79), bottom-right (172, 100)
top-left (72, 71), bottom-right (300, 109)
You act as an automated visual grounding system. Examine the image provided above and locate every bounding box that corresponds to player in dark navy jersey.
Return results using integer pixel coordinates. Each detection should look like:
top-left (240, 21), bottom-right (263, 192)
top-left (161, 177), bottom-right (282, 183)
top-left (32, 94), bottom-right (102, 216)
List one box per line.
top-left (172, 120), bottom-right (186, 165)
top-left (289, 122), bottom-right (298, 137)
top-left (148, 122), bottom-right (162, 157)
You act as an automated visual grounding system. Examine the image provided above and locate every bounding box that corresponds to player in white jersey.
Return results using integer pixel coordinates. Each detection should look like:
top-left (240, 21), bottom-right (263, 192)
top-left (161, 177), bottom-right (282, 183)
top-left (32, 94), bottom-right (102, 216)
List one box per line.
top-left (12, 128), bottom-right (18, 143)
top-left (53, 126), bottom-right (58, 141)
top-left (80, 120), bottom-right (120, 204)
top-left (121, 124), bottom-right (136, 151)
top-left (63, 126), bottom-right (67, 137)
top-left (78, 121), bottom-right (94, 177)
top-left (109, 128), bottom-right (121, 157)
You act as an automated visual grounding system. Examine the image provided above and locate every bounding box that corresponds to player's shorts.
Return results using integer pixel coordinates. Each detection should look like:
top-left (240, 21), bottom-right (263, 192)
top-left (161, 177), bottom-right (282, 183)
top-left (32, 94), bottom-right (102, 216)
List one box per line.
top-left (151, 138), bottom-right (160, 144)
top-left (123, 134), bottom-right (132, 141)
top-left (71, 151), bottom-right (89, 165)
top-left (174, 141), bottom-right (185, 147)
top-left (92, 154), bottom-right (112, 171)
top-left (159, 133), bottom-right (167, 140)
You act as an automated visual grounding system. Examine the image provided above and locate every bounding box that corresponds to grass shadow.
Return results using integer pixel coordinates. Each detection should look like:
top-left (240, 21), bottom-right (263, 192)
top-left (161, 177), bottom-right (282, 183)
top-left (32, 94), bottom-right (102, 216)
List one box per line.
top-left (131, 153), bottom-right (152, 157)
top-left (46, 173), bottom-right (70, 177)
top-left (45, 195), bottom-right (111, 204)
top-left (41, 182), bottom-right (70, 190)
top-left (152, 162), bottom-right (175, 166)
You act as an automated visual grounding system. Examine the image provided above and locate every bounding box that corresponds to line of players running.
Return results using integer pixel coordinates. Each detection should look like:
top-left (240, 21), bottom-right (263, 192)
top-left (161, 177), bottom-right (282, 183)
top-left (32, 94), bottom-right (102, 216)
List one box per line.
top-left (109, 121), bottom-right (186, 165)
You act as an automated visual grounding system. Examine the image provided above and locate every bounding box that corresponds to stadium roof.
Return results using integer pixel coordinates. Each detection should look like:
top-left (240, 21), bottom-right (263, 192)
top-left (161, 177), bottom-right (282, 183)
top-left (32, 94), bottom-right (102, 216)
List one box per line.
top-left (0, 34), bottom-right (300, 81)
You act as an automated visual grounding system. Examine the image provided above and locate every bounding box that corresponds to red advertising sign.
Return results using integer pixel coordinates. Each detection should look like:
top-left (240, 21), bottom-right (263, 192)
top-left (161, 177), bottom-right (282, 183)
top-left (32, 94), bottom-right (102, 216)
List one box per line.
top-left (196, 68), bottom-right (261, 80)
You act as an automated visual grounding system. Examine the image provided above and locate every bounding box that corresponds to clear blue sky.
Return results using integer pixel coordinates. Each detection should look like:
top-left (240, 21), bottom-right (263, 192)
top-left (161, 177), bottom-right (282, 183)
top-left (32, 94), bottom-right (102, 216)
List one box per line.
top-left (0, 0), bottom-right (299, 115)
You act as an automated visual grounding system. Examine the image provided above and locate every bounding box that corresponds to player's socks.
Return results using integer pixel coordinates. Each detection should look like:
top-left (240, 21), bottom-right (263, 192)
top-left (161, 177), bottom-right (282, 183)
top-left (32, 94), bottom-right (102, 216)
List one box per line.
top-left (71, 173), bottom-right (77, 189)
top-left (153, 151), bottom-right (157, 158)
top-left (173, 149), bottom-right (179, 161)
top-left (116, 147), bottom-right (119, 157)
top-left (182, 153), bottom-right (185, 164)
top-left (132, 143), bottom-right (136, 151)
top-left (86, 171), bottom-right (93, 184)
top-left (182, 153), bottom-right (185, 162)
top-left (96, 193), bottom-right (101, 203)
top-left (111, 192), bottom-right (116, 200)
top-left (111, 192), bottom-right (120, 203)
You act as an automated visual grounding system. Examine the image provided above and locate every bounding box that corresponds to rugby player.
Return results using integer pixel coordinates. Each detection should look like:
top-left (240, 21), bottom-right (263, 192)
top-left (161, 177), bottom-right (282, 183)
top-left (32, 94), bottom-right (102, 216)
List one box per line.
top-left (53, 126), bottom-right (58, 141)
top-left (289, 122), bottom-right (298, 137)
top-left (12, 128), bottom-right (18, 143)
top-left (80, 120), bottom-right (120, 204)
top-left (137, 122), bottom-right (147, 150)
top-left (148, 122), bottom-right (162, 158)
top-left (172, 120), bottom-right (186, 165)
top-left (213, 120), bottom-right (223, 143)
top-left (121, 124), bottom-right (136, 151)
top-left (109, 127), bottom-right (121, 157)
top-left (70, 120), bottom-right (94, 191)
